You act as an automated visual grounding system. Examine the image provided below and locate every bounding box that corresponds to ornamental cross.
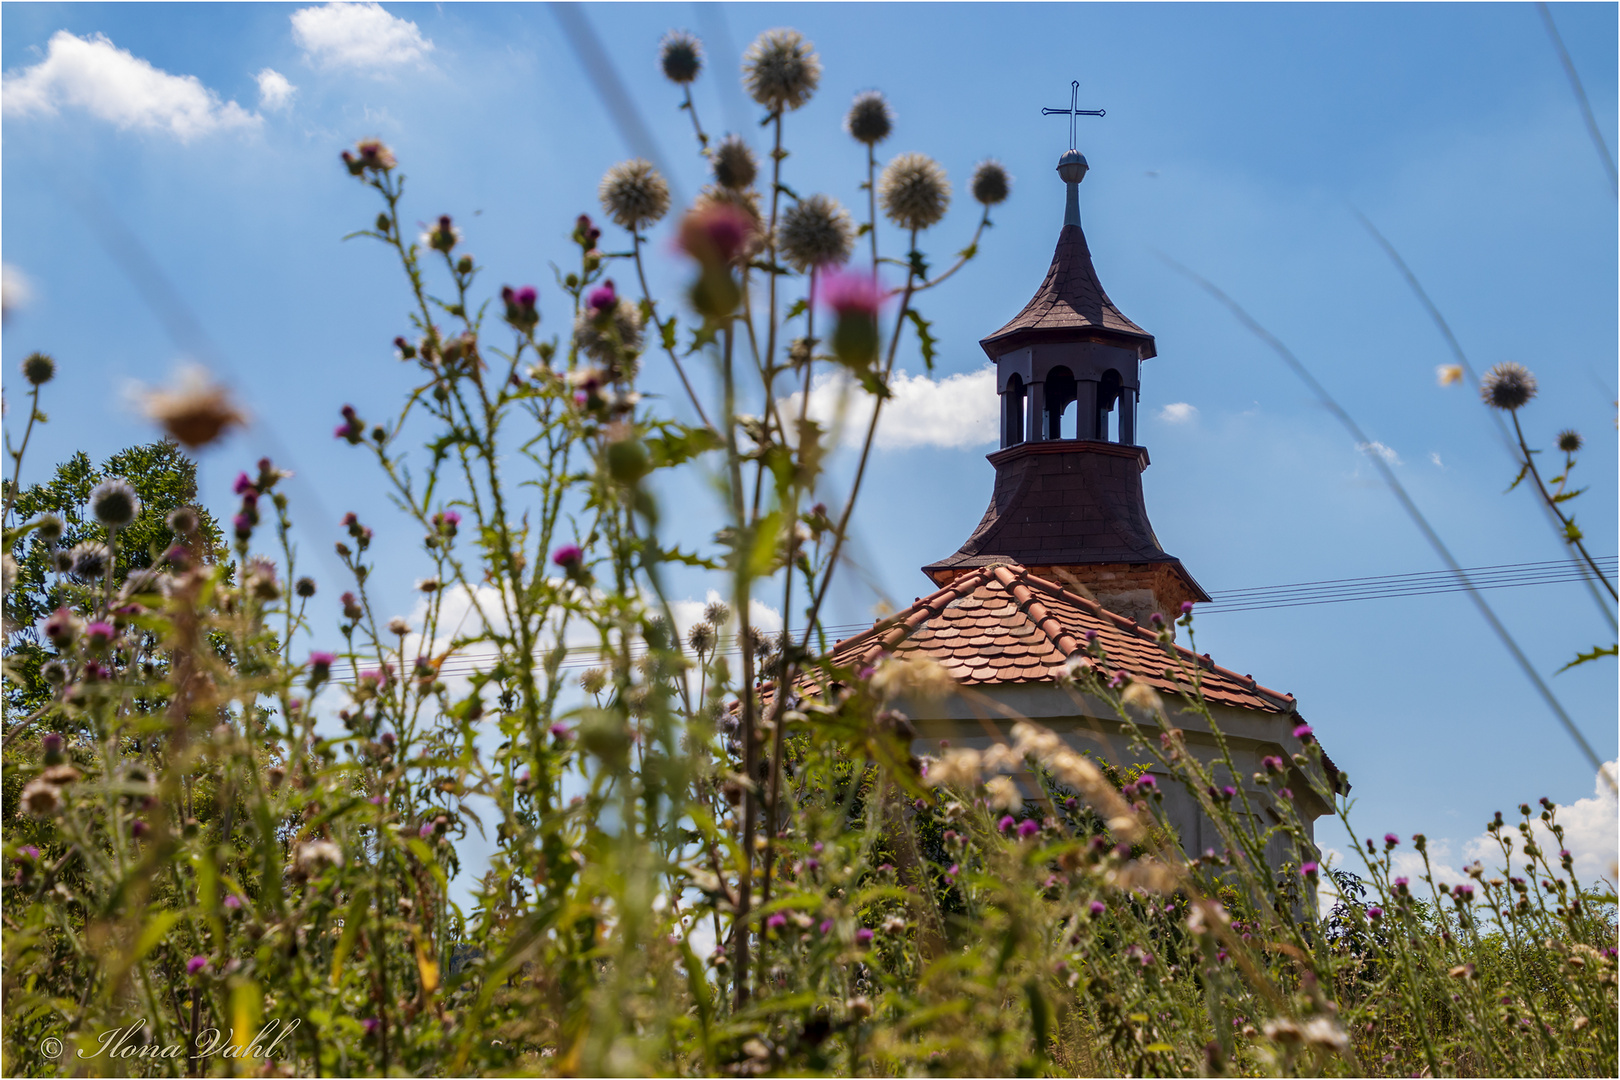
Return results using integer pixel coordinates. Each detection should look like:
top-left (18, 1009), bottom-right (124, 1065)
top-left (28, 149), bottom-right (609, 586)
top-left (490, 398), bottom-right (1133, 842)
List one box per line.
top-left (1041, 80), bottom-right (1105, 150)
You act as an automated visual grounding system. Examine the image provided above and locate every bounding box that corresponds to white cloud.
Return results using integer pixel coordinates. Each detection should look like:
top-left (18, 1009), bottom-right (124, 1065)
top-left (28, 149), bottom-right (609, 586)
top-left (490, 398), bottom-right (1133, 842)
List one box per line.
top-left (1429, 451), bottom-right (1444, 469)
top-left (1158, 402), bottom-right (1198, 424)
top-left (785, 366), bottom-right (998, 451)
top-left (255, 68), bottom-right (296, 111)
top-left (2, 263), bottom-right (36, 319)
top-left (1462, 761), bottom-right (1617, 887)
top-left (291, 2), bottom-right (434, 71)
top-left (2, 31), bottom-right (259, 140)
top-left (1356, 441), bottom-right (1401, 466)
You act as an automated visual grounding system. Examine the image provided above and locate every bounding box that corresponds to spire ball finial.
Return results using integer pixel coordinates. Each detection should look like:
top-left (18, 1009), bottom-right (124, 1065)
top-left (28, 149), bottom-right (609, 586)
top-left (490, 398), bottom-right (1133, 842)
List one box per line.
top-left (1056, 149), bottom-right (1089, 185)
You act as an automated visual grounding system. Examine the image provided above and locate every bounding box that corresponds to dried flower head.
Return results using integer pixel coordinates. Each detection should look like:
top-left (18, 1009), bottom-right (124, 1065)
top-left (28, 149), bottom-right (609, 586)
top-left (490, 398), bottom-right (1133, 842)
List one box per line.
top-left (142, 367), bottom-right (247, 449)
top-left (742, 28), bottom-right (821, 113)
top-left (845, 91), bottom-right (893, 146)
top-left (573, 298), bottom-right (645, 364)
top-left (777, 194), bottom-right (855, 272)
top-left (1479, 362), bottom-right (1537, 411)
top-left (1557, 429), bottom-right (1583, 453)
top-left (660, 30), bottom-right (702, 84)
top-left (687, 622), bottom-right (716, 653)
top-left (36, 514), bottom-right (64, 543)
top-left (295, 576), bottom-right (317, 598)
top-left (711, 134), bottom-right (758, 191)
top-left (165, 506), bottom-right (200, 536)
top-left (879, 153), bottom-right (951, 232)
top-left (985, 775), bottom-right (1023, 812)
top-left (970, 159), bottom-right (1012, 206)
top-left (870, 654), bottom-right (954, 701)
top-left (294, 839), bottom-right (343, 875)
top-left (580, 667), bottom-right (608, 696)
top-left (89, 478), bottom-right (141, 529)
top-left (21, 351), bottom-right (55, 386)
top-left (70, 542), bottom-right (111, 579)
top-left (19, 778), bottom-right (62, 817)
top-left (703, 600), bottom-right (732, 627)
top-left (599, 159), bottom-right (671, 232)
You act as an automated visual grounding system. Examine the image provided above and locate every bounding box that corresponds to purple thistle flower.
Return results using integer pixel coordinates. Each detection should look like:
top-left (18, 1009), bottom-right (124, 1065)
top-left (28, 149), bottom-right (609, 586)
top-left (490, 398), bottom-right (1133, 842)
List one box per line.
top-left (84, 621), bottom-right (116, 648)
top-left (1136, 774), bottom-right (1156, 790)
top-left (587, 281), bottom-right (617, 313)
top-left (820, 270), bottom-right (884, 317)
top-left (998, 815), bottom-right (1015, 834)
top-left (19, 845), bottom-right (41, 861)
top-left (1384, 833), bottom-right (1400, 848)
top-left (1089, 900), bottom-right (1106, 916)
top-left (419, 823), bottom-right (434, 839)
top-left (1299, 862), bottom-right (1318, 877)
top-left (1453, 884), bottom-right (1475, 901)
top-left (946, 863), bottom-right (960, 879)
top-left (1222, 785), bottom-right (1237, 799)
top-left (1277, 787), bottom-right (1293, 800)
top-left (855, 927), bottom-right (874, 945)
top-left (223, 894), bottom-right (242, 911)
top-left (552, 544), bottom-right (584, 567)
top-left (766, 912), bottom-right (787, 931)
top-left (232, 512), bottom-right (253, 539)
top-left (1017, 819), bottom-right (1040, 839)
top-left (550, 723), bottom-right (572, 740)
top-left (1292, 723), bottom-right (1314, 742)
top-left (1149, 612), bottom-right (1164, 627)
top-left (361, 1018), bottom-right (381, 1037)
top-left (819, 919), bottom-right (833, 935)
top-left (232, 472), bottom-right (255, 495)
top-left (812, 841), bottom-right (824, 853)
top-left (1366, 906), bottom-right (1383, 920)
top-left (1179, 601), bottom-right (1195, 616)
top-left (1261, 755), bottom-right (1285, 774)
top-left (309, 651), bottom-right (335, 671)
top-left (186, 955), bottom-right (208, 976)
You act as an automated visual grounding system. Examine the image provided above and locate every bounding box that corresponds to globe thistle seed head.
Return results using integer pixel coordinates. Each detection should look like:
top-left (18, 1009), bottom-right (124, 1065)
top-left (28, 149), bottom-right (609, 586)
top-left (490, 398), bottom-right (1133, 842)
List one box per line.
top-left (36, 514), bottom-right (64, 544)
top-left (295, 576), bottom-right (317, 598)
top-left (580, 667), bottom-right (608, 696)
top-left (970, 159), bottom-right (1012, 207)
top-left (70, 542), bottom-right (111, 579)
top-left (22, 351), bottom-right (55, 386)
top-left (660, 30), bottom-right (703, 84)
top-left (777, 194), bottom-right (856, 272)
top-left (573, 298), bottom-right (645, 365)
top-left (41, 660), bottom-right (69, 686)
top-left (703, 600), bottom-right (731, 627)
top-left (1556, 429), bottom-right (1583, 453)
top-left (712, 134), bottom-right (759, 191)
top-left (1480, 362), bottom-right (1537, 411)
top-left (879, 153), bottom-right (951, 232)
top-left (845, 91), bottom-right (893, 146)
top-left (742, 28), bottom-right (821, 113)
top-left (688, 622), bottom-right (716, 653)
top-left (90, 478), bottom-right (141, 529)
top-left (166, 506), bottom-right (200, 537)
top-left (599, 159), bottom-right (671, 232)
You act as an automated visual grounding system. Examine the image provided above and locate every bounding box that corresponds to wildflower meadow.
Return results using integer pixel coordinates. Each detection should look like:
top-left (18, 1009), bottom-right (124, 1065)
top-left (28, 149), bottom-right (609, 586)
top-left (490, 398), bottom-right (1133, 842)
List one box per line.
top-left (2, 23), bottom-right (1615, 1079)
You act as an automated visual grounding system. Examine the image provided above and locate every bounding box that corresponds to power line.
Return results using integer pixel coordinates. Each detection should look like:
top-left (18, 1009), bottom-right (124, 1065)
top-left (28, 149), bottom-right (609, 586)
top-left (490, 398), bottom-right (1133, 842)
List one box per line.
top-left (357, 556), bottom-right (1615, 681)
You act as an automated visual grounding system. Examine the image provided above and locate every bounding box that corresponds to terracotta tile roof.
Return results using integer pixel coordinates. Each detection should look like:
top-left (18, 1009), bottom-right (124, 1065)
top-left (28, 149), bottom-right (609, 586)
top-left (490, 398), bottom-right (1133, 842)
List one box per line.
top-left (980, 224), bottom-right (1157, 359)
top-left (820, 563), bottom-right (1294, 714)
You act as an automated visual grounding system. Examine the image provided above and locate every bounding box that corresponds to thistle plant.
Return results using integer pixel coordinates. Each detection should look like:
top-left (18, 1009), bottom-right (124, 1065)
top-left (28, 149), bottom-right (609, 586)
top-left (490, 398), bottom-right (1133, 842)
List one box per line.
top-left (1, 26), bottom-right (1614, 1080)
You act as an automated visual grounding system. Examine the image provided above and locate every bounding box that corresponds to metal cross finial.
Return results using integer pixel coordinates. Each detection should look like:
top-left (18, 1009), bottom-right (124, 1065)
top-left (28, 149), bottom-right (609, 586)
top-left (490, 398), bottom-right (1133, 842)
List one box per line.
top-left (1041, 80), bottom-right (1105, 150)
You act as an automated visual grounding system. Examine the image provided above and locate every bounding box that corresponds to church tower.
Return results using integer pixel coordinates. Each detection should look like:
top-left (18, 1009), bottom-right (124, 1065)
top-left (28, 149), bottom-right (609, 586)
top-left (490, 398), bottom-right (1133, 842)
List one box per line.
top-left (923, 148), bottom-right (1208, 627)
top-left (806, 137), bottom-right (1341, 869)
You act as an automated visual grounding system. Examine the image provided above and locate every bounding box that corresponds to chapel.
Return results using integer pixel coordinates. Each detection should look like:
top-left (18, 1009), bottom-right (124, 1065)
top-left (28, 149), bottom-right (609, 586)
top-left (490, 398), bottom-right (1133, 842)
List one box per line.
top-left (818, 143), bottom-right (1340, 870)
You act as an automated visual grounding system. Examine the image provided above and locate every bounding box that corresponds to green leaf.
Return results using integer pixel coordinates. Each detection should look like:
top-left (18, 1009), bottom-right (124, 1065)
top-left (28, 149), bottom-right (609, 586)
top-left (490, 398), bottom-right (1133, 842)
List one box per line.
top-left (856, 222), bottom-right (873, 237)
top-left (1563, 520), bottom-right (1584, 542)
top-left (905, 309), bottom-right (939, 372)
top-left (907, 249), bottom-right (931, 282)
top-left (647, 424), bottom-right (724, 469)
top-left (1143, 1042), bottom-right (1175, 1053)
top-left (330, 887), bottom-right (371, 984)
top-left (1557, 644), bottom-right (1617, 674)
top-left (745, 510), bottom-right (784, 579)
top-left (660, 315), bottom-right (678, 351)
top-left (784, 299), bottom-right (809, 322)
top-left (1505, 462), bottom-right (1530, 493)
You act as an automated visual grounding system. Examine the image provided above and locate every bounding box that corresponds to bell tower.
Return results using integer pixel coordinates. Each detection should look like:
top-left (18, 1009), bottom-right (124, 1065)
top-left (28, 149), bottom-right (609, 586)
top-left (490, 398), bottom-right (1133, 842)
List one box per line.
top-left (923, 148), bottom-right (1209, 625)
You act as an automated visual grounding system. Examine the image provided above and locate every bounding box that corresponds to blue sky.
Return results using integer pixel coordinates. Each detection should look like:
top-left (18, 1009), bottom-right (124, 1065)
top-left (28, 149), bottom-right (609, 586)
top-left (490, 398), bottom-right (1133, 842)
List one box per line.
top-left (4, 3), bottom-right (1615, 883)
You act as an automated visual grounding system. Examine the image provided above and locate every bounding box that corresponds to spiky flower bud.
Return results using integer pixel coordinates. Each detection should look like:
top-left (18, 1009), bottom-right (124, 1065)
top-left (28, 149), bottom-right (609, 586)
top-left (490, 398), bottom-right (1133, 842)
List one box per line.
top-left (879, 153), bottom-right (951, 232)
top-left (1557, 429), bottom-right (1583, 453)
top-left (712, 134), bottom-right (758, 191)
top-left (742, 28), bottom-right (821, 113)
top-left (572, 298), bottom-right (645, 364)
top-left (580, 667), bottom-right (608, 696)
top-left (90, 478), bottom-right (140, 528)
top-left (36, 514), bottom-right (64, 543)
top-left (599, 159), bottom-right (671, 232)
top-left (295, 576), bottom-right (317, 598)
top-left (703, 600), bottom-right (731, 627)
top-left (970, 160), bottom-right (1011, 206)
top-left (22, 352), bottom-right (55, 386)
top-left (660, 30), bottom-right (702, 84)
top-left (845, 91), bottom-right (892, 146)
top-left (688, 622), bottom-right (716, 654)
top-left (777, 194), bottom-right (855, 272)
top-left (70, 542), bottom-right (111, 579)
top-left (166, 506), bottom-right (199, 536)
top-left (1479, 362), bottom-right (1537, 411)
